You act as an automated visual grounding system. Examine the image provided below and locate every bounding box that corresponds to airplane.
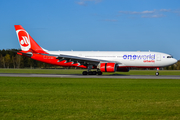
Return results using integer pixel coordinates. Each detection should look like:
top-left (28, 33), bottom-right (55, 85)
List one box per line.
top-left (14, 25), bottom-right (177, 76)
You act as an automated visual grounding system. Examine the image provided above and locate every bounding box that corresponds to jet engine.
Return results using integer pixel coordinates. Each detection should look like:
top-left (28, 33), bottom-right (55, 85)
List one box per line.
top-left (99, 63), bottom-right (117, 72)
top-left (116, 67), bottom-right (129, 72)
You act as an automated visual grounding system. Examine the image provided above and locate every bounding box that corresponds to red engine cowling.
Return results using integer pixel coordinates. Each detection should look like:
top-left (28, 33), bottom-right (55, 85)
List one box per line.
top-left (100, 63), bottom-right (117, 72)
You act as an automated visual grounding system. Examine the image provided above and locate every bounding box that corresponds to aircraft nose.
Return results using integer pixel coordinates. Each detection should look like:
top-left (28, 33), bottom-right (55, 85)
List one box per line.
top-left (172, 58), bottom-right (178, 64)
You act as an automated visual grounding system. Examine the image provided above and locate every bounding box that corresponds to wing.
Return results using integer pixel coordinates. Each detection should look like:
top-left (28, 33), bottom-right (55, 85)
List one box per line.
top-left (42, 53), bottom-right (121, 66)
top-left (56, 54), bottom-right (109, 66)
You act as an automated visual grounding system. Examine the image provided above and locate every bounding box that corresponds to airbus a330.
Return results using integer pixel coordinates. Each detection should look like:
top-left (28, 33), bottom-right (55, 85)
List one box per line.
top-left (14, 25), bottom-right (177, 76)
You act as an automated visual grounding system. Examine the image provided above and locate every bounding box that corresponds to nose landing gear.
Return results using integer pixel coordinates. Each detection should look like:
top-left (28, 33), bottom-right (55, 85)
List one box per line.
top-left (155, 68), bottom-right (159, 76)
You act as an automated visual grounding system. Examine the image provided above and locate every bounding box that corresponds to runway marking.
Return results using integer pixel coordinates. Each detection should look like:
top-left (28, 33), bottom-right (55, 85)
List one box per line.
top-left (0, 73), bottom-right (180, 79)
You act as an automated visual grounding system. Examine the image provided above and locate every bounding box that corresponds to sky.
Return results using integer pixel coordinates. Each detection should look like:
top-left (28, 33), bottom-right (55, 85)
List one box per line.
top-left (0, 0), bottom-right (180, 59)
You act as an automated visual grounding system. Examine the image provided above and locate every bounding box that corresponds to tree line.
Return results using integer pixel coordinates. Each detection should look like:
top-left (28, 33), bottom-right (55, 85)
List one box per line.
top-left (0, 49), bottom-right (179, 70)
top-left (0, 49), bottom-right (57, 69)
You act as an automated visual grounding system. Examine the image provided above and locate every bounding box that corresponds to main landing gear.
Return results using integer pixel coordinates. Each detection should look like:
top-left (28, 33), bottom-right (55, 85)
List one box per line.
top-left (155, 68), bottom-right (159, 76)
top-left (82, 65), bottom-right (102, 75)
top-left (82, 71), bottom-right (102, 75)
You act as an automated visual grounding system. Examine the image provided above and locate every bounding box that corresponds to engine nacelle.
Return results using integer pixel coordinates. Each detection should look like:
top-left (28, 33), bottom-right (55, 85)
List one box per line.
top-left (116, 67), bottom-right (129, 72)
top-left (100, 63), bottom-right (117, 72)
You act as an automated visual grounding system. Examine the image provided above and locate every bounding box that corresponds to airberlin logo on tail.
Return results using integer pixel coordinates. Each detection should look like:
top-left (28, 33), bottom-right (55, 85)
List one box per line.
top-left (16, 29), bottom-right (31, 51)
top-left (20, 36), bottom-right (29, 47)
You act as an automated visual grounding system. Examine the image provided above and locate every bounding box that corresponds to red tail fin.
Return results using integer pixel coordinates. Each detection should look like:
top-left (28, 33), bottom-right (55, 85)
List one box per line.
top-left (14, 25), bottom-right (48, 54)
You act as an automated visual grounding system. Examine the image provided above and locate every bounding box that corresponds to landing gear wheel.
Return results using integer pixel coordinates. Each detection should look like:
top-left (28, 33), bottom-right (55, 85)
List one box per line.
top-left (82, 71), bottom-right (87, 75)
top-left (88, 71), bottom-right (93, 75)
top-left (92, 71), bottom-right (97, 75)
top-left (97, 71), bottom-right (102, 75)
top-left (155, 72), bottom-right (159, 76)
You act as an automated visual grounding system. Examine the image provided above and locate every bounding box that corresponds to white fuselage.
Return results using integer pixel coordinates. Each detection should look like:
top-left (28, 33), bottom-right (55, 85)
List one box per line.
top-left (47, 51), bottom-right (177, 68)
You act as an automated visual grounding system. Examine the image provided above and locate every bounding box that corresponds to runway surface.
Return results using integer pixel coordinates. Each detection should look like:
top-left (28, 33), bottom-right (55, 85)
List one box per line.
top-left (0, 73), bottom-right (180, 79)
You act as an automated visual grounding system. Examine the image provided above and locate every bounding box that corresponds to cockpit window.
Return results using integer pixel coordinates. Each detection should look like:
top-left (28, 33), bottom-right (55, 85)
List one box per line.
top-left (167, 56), bottom-right (173, 58)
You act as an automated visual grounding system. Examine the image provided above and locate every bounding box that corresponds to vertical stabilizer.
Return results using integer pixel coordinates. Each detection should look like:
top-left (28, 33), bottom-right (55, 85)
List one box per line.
top-left (14, 25), bottom-right (47, 54)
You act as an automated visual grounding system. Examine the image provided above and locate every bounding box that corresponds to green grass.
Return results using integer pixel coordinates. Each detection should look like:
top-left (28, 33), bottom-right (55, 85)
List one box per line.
top-left (0, 68), bottom-right (180, 75)
top-left (1, 77), bottom-right (180, 120)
